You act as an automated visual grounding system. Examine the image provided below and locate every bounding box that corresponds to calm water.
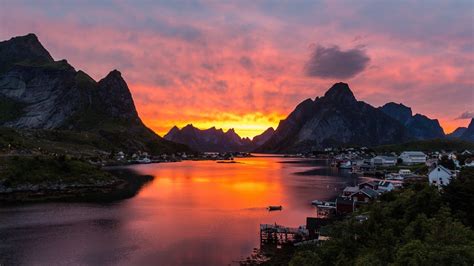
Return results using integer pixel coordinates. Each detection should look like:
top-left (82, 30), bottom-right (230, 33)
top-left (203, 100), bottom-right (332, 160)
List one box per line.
top-left (0, 156), bottom-right (363, 265)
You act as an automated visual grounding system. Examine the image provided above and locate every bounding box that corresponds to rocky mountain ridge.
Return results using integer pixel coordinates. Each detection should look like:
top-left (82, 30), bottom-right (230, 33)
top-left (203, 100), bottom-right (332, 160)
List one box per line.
top-left (0, 33), bottom-right (189, 154)
top-left (256, 83), bottom-right (439, 153)
top-left (164, 124), bottom-right (274, 152)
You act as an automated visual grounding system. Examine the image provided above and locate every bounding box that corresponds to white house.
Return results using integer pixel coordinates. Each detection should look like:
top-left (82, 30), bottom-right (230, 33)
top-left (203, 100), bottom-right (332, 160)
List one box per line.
top-left (399, 151), bottom-right (427, 165)
top-left (428, 165), bottom-right (454, 188)
top-left (371, 156), bottom-right (397, 166)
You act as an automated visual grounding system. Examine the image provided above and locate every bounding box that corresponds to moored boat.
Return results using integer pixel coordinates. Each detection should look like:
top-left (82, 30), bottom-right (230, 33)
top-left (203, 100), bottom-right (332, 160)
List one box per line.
top-left (268, 205), bottom-right (283, 211)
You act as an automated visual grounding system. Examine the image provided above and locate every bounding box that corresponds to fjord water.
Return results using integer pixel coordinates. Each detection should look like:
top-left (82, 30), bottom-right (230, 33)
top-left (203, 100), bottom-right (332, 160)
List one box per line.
top-left (0, 156), bottom-right (361, 265)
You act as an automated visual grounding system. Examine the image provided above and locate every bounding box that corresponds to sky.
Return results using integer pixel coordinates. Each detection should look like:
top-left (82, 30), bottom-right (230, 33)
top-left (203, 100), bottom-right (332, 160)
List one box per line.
top-left (1, 0), bottom-right (473, 138)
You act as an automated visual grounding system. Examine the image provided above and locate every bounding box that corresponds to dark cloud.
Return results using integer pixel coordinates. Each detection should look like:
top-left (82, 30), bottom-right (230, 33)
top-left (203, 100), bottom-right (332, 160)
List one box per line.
top-left (239, 56), bottom-right (254, 70)
top-left (456, 111), bottom-right (474, 120)
top-left (304, 45), bottom-right (370, 79)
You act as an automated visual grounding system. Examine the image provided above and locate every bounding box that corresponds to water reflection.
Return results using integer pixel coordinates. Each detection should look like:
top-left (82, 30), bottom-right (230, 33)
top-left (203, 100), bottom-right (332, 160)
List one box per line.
top-left (0, 157), bottom-right (361, 265)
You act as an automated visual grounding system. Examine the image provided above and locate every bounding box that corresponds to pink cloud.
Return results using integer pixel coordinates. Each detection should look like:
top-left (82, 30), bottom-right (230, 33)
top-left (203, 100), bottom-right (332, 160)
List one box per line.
top-left (0, 1), bottom-right (472, 136)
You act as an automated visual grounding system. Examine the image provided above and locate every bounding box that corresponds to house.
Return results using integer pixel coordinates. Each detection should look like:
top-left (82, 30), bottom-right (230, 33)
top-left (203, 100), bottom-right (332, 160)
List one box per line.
top-left (377, 181), bottom-right (394, 192)
top-left (335, 196), bottom-right (355, 214)
top-left (358, 181), bottom-right (379, 190)
top-left (399, 151), bottom-right (427, 165)
top-left (461, 150), bottom-right (472, 156)
top-left (342, 186), bottom-right (359, 197)
top-left (350, 187), bottom-right (379, 203)
top-left (428, 165), bottom-right (454, 188)
top-left (370, 155), bottom-right (397, 166)
top-left (398, 169), bottom-right (412, 175)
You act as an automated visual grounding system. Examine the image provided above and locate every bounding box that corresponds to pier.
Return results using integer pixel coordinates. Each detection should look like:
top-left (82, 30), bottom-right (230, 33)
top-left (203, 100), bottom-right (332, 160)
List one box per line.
top-left (259, 223), bottom-right (308, 247)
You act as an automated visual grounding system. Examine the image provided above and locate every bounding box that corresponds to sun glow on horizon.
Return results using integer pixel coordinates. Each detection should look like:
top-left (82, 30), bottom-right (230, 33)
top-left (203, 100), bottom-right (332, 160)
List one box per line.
top-left (140, 111), bottom-right (285, 139)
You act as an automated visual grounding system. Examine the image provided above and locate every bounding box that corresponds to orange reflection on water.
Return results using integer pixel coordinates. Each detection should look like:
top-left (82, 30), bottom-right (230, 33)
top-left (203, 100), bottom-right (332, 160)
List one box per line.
top-left (136, 158), bottom-right (284, 210)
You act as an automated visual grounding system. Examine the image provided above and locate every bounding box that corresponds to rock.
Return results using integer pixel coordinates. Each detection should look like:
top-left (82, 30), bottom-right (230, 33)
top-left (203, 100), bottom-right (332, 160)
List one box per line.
top-left (164, 124), bottom-right (255, 152)
top-left (0, 33), bottom-right (190, 154)
top-left (379, 102), bottom-right (445, 139)
top-left (256, 82), bottom-right (411, 153)
top-left (460, 119), bottom-right (474, 142)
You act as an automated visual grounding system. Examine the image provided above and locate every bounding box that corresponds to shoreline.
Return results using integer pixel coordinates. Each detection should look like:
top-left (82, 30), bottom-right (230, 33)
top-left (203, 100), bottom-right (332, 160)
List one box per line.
top-left (0, 168), bottom-right (153, 205)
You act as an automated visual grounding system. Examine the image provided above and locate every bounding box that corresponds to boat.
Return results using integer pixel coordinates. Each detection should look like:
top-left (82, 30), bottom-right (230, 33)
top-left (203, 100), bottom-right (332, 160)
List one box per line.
top-left (268, 205), bottom-right (283, 211)
top-left (311, 200), bottom-right (323, 206)
top-left (339, 161), bottom-right (352, 169)
top-left (136, 158), bottom-right (151, 164)
top-left (216, 160), bottom-right (237, 164)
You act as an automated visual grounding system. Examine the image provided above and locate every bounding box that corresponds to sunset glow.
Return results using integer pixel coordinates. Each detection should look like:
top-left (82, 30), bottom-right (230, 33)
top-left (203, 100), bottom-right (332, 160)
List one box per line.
top-left (1, 1), bottom-right (472, 137)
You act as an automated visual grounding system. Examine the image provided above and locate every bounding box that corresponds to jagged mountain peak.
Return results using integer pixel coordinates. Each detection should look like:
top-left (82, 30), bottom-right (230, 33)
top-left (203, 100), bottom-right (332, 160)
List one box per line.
top-left (164, 124), bottom-right (256, 152)
top-left (0, 33), bottom-right (190, 154)
top-left (380, 103), bottom-right (444, 139)
top-left (0, 33), bottom-right (54, 67)
top-left (381, 102), bottom-right (413, 121)
top-left (323, 82), bottom-right (356, 103)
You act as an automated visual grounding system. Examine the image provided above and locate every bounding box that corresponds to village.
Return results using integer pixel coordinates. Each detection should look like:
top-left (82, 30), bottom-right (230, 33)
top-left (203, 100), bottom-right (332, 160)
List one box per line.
top-left (256, 147), bottom-right (474, 253)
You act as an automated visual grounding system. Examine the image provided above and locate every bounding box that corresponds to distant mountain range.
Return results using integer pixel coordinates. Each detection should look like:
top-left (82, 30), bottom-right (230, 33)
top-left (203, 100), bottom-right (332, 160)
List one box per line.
top-left (0, 34), bottom-right (189, 154)
top-left (164, 124), bottom-right (274, 152)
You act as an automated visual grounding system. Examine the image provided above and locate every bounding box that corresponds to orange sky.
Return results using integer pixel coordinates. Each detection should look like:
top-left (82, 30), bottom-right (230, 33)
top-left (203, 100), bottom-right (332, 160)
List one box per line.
top-left (1, 1), bottom-right (472, 138)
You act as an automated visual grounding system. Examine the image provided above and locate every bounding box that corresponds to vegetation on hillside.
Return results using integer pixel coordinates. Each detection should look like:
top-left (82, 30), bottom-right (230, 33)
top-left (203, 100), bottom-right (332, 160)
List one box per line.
top-left (0, 156), bottom-right (115, 186)
top-left (0, 95), bottom-right (25, 124)
top-left (279, 169), bottom-right (474, 265)
top-left (375, 138), bottom-right (474, 153)
top-left (0, 126), bottom-right (191, 156)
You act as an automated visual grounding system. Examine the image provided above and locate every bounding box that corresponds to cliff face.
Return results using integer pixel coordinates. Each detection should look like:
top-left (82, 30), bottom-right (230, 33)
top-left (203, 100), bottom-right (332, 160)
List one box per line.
top-left (0, 34), bottom-right (189, 154)
top-left (380, 102), bottom-right (445, 139)
top-left (460, 119), bottom-right (474, 142)
top-left (256, 83), bottom-right (412, 153)
top-left (252, 127), bottom-right (275, 146)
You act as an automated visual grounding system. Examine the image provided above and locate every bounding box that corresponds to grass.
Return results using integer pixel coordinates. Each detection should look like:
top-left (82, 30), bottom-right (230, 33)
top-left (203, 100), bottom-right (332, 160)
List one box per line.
top-left (0, 156), bottom-right (114, 186)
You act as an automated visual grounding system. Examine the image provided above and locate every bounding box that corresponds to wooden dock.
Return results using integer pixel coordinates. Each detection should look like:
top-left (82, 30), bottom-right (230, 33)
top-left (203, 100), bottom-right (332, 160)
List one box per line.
top-left (259, 223), bottom-right (308, 247)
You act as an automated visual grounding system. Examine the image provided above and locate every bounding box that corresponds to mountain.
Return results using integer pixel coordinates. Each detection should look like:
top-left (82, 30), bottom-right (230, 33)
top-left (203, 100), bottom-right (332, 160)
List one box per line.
top-left (252, 127), bottom-right (275, 146)
top-left (164, 125), bottom-right (275, 152)
top-left (379, 102), bottom-right (445, 139)
top-left (164, 124), bottom-right (253, 152)
top-left (256, 83), bottom-right (412, 153)
top-left (0, 33), bottom-right (189, 154)
top-left (460, 119), bottom-right (474, 142)
top-left (447, 127), bottom-right (467, 138)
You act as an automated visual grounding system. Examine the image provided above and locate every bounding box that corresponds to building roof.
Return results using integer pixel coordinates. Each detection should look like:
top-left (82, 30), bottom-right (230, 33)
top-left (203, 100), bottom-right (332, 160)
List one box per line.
top-left (430, 165), bottom-right (453, 176)
top-left (359, 181), bottom-right (378, 188)
top-left (401, 151), bottom-right (426, 156)
top-left (336, 196), bottom-right (354, 205)
top-left (378, 181), bottom-right (393, 188)
top-left (343, 186), bottom-right (359, 193)
top-left (359, 187), bottom-right (379, 198)
top-left (373, 155), bottom-right (397, 160)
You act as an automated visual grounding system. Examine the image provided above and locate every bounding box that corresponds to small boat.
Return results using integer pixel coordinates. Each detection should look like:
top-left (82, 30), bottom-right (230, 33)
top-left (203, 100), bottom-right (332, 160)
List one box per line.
top-left (268, 205), bottom-right (283, 211)
top-left (136, 158), bottom-right (151, 164)
top-left (339, 161), bottom-right (352, 169)
top-left (216, 160), bottom-right (237, 164)
top-left (311, 200), bottom-right (323, 206)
